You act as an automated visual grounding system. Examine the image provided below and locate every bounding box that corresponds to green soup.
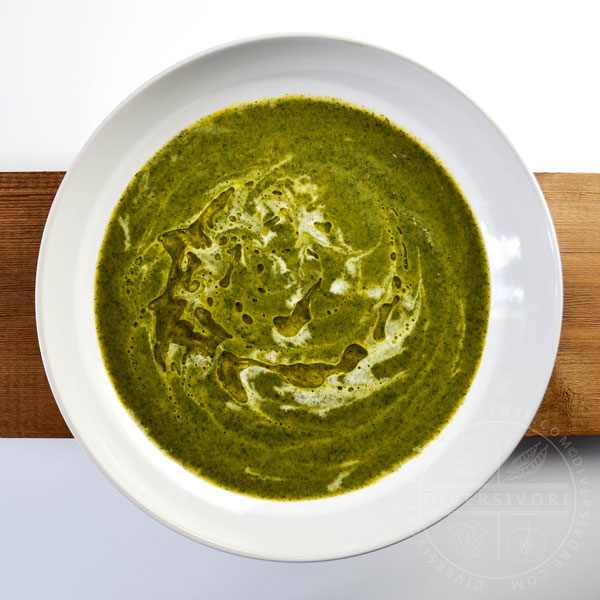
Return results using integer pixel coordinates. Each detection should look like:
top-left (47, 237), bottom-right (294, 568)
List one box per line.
top-left (95, 96), bottom-right (490, 500)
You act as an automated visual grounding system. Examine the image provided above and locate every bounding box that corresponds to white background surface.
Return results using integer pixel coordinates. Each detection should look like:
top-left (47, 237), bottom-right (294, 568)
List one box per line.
top-left (0, 0), bottom-right (598, 597)
top-left (2, 0), bottom-right (600, 172)
top-left (0, 438), bottom-right (597, 599)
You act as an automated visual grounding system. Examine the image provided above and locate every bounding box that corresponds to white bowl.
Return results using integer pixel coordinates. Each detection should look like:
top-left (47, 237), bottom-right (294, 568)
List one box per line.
top-left (36, 35), bottom-right (562, 561)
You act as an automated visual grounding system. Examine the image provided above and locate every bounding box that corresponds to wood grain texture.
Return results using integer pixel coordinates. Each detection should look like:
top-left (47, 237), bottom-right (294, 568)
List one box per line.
top-left (0, 172), bottom-right (598, 437)
top-left (527, 173), bottom-right (600, 436)
top-left (0, 172), bottom-right (70, 437)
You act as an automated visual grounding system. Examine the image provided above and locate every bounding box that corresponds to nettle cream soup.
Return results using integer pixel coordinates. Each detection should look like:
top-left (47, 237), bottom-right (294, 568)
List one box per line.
top-left (95, 96), bottom-right (490, 500)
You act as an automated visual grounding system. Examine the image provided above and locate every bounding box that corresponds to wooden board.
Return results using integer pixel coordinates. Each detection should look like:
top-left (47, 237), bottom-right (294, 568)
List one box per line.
top-left (0, 172), bottom-right (598, 438)
top-left (528, 173), bottom-right (600, 436)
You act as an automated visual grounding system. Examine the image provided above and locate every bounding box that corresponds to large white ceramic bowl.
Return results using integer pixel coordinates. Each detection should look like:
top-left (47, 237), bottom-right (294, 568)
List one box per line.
top-left (36, 35), bottom-right (562, 561)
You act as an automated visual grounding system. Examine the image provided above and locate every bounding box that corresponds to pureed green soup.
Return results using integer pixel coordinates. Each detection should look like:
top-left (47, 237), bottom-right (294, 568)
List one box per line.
top-left (96, 96), bottom-right (490, 500)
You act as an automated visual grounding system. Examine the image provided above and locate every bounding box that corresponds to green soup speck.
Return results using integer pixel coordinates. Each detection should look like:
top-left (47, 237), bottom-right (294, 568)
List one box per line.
top-left (95, 96), bottom-right (490, 500)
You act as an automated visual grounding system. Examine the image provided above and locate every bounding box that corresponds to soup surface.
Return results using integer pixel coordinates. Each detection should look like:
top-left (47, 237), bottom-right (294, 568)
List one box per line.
top-left (96, 96), bottom-right (490, 500)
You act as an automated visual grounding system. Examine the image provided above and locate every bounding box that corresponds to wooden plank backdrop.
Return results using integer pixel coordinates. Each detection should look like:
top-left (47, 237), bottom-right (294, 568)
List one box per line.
top-left (0, 172), bottom-right (598, 438)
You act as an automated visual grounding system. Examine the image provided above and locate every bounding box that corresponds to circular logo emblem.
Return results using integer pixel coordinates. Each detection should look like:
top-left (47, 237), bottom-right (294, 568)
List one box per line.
top-left (413, 419), bottom-right (591, 592)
